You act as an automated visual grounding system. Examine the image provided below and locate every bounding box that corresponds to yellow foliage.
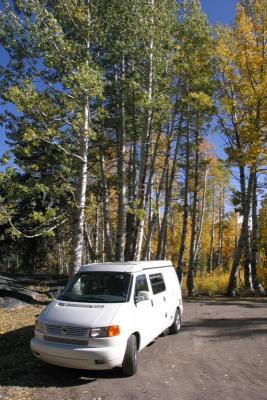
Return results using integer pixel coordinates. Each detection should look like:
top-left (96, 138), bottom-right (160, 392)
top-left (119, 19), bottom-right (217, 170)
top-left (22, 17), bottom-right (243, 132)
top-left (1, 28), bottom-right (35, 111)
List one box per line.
top-left (193, 269), bottom-right (230, 296)
top-left (215, 0), bottom-right (267, 167)
top-left (257, 264), bottom-right (267, 287)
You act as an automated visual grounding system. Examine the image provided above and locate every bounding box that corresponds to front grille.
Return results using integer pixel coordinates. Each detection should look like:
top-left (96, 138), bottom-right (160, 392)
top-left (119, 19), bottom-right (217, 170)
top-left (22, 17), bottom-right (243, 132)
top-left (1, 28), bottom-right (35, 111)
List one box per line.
top-left (44, 335), bottom-right (88, 346)
top-left (46, 324), bottom-right (89, 337)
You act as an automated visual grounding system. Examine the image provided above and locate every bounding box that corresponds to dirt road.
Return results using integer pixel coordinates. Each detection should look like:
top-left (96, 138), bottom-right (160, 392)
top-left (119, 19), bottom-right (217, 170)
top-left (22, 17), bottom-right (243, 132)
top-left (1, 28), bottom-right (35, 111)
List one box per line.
top-left (1, 298), bottom-right (266, 400)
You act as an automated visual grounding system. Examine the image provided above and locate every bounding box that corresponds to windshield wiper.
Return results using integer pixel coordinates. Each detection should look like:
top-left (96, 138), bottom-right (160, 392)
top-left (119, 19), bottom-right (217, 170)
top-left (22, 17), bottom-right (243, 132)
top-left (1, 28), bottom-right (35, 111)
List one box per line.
top-left (82, 296), bottom-right (106, 303)
top-left (61, 295), bottom-right (106, 303)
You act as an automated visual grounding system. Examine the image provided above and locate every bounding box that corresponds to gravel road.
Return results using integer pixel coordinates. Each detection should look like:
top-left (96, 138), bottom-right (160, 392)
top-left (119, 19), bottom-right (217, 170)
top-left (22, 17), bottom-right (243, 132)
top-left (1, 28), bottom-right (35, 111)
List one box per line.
top-left (1, 298), bottom-right (266, 400)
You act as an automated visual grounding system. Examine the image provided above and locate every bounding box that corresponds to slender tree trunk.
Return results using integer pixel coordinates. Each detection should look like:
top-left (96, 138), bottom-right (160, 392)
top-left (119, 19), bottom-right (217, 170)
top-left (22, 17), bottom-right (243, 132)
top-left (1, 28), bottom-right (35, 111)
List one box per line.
top-left (60, 240), bottom-right (68, 275)
top-left (115, 57), bottom-right (127, 261)
top-left (194, 165), bottom-right (208, 263)
top-left (208, 180), bottom-right (215, 272)
top-left (70, 2), bottom-right (91, 276)
top-left (156, 164), bottom-right (169, 259)
top-left (239, 165), bottom-right (246, 213)
top-left (227, 171), bottom-right (254, 296)
top-left (141, 130), bottom-right (163, 259)
top-left (187, 130), bottom-right (200, 296)
top-left (84, 224), bottom-right (96, 262)
top-left (239, 155), bottom-right (253, 288)
top-left (239, 162), bottom-right (253, 290)
top-left (58, 243), bottom-right (63, 274)
top-left (134, 0), bottom-right (154, 260)
top-left (94, 205), bottom-right (99, 260)
top-left (142, 152), bottom-right (169, 259)
top-left (146, 179), bottom-right (153, 260)
top-left (125, 85), bottom-right (138, 261)
top-left (125, 141), bottom-right (137, 260)
top-left (156, 112), bottom-right (181, 259)
top-left (100, 153), bottom-right (113, 260)
top-left (70, 101), bottom-right (89, 276)
top-left (235, 212), bottom-right (239, 249)
top-left (243, 231), bottom-right (253, 290)
top-left (251, 171), bottom-right (265, 294)
top-left (101, 222), bottom-right (105, 262)
top-left (177, 119), bottom-right (190, 283)
top-left (145, 130), bottom-right (162, 202)
top-left (217, 184), bottom-right (224, 267)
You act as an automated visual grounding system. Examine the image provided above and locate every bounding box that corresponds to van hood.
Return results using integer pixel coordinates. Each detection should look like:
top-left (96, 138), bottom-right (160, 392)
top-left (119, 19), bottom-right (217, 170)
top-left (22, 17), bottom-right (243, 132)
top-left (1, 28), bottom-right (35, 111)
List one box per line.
top-left (38, 299), bottom-right (122, 328)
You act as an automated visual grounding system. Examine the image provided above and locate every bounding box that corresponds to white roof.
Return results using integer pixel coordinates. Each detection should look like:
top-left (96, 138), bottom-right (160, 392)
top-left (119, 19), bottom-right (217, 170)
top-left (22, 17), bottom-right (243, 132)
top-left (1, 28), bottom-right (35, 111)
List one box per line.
top-left (79, 260), bottom-right (173, 273)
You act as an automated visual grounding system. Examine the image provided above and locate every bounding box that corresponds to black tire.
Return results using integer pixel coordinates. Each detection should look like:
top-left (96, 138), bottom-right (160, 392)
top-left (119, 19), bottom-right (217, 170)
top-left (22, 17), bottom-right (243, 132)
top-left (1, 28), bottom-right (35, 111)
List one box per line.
top-left (169, 308), bottom-right (181, 334)
top-left (159, 328), bottom-right (169, 337)
top-left (122, 334), bottom-right (138, 376)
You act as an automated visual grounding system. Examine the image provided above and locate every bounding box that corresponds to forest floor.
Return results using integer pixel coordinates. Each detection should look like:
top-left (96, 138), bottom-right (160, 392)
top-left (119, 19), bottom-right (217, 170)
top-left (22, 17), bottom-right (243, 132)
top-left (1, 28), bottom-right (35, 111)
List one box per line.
top-left (0, 297), bottom-right (266, 400)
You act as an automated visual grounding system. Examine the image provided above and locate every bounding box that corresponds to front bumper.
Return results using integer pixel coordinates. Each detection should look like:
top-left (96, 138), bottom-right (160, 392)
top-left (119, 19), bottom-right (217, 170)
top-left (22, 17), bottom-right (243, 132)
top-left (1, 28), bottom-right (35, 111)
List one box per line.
top-left (31, 337), bottom-right (125, 370)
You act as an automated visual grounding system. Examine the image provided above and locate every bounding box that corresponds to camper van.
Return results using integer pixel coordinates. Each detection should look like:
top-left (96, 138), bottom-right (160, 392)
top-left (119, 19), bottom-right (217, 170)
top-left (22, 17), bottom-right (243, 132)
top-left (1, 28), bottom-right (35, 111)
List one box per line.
top-left (31, 261), bottom-right (183, 376)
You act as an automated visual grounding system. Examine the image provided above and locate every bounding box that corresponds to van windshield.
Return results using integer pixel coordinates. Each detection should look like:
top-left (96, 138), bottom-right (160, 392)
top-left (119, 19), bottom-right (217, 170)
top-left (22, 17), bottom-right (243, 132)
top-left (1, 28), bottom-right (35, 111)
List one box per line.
top-left (59, 271), bottom-right (132, 303)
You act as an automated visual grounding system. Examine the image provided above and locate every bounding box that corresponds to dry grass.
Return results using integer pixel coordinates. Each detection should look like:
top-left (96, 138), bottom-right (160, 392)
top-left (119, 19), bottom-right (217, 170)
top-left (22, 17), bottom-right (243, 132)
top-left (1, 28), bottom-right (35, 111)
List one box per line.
top-left (0, 305), bottom-right (42, 335)
top-left (0, 304), bottom-right (44, 400)
top-left (181, 268), bottom-right (230, 296)
top-left (182, 265), bottom-right (267, 296)
top-left (193, 269), bottom-right (230, 296)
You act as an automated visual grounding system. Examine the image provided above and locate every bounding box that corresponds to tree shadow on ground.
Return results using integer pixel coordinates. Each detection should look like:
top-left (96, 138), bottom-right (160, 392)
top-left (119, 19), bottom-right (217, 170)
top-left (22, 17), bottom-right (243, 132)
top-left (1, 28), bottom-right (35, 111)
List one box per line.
top-left (182, 316), bottom-right (267, 339)
top-left (185, 297), bottom-right (267, 309)
top-left (0, 325), bottom-right (123, 389)
top-left (0, 290), bottom-right (50, 306)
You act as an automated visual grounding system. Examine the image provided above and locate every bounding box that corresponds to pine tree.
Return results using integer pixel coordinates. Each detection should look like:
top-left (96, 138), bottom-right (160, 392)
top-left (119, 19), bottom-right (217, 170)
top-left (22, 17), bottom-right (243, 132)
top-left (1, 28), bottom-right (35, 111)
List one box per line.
top-left (0, 0), bottom-right (103, 275)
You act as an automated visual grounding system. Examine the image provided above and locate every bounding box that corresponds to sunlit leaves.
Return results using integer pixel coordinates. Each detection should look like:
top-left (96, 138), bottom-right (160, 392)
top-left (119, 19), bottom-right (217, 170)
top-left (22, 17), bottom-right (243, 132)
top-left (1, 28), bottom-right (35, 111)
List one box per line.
top-left (215, 0), bottom-right (267, 167)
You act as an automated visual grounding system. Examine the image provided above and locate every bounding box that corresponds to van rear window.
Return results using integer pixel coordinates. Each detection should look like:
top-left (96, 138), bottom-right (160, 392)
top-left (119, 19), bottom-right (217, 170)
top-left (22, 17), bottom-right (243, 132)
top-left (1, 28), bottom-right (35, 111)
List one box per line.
top-left (149, 273), bottom-right (166, 294)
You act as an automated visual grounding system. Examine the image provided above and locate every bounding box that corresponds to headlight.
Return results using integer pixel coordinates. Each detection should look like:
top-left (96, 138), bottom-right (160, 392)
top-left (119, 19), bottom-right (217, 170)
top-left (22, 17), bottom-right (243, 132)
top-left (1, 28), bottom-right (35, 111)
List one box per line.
top-left (90, 325), bottom-right (120, 338)
top-left (35, 320), bottom-right (46, 333)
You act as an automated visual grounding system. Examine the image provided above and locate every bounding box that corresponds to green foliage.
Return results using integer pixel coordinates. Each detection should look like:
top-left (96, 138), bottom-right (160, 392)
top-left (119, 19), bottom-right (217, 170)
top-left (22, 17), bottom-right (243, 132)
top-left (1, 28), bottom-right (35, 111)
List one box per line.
top-left (0, 0), bottom-right (104, 254)
top-left (0, 0), bottom-right (265, 285)
top-left (127, 200), bottom-right (147, 221)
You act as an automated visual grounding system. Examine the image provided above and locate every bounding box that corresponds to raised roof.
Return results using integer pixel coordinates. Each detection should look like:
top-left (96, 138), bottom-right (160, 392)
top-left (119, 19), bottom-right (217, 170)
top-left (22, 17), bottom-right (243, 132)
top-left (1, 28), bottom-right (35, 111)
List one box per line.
top-left (79, 260), bottom-right (173, 273)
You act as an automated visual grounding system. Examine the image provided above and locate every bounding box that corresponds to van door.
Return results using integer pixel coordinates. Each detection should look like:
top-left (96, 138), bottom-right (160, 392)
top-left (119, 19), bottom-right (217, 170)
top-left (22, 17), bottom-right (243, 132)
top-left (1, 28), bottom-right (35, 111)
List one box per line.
top-left (133, 274), bottom-right (154, 349)
top-left (148, 272), bottom-right (169, 335)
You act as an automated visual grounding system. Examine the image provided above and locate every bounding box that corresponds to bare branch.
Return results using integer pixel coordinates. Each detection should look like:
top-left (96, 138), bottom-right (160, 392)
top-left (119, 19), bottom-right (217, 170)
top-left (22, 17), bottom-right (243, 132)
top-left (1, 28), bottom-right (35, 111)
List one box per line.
top-left (0, 204), bottom-right (68, 238)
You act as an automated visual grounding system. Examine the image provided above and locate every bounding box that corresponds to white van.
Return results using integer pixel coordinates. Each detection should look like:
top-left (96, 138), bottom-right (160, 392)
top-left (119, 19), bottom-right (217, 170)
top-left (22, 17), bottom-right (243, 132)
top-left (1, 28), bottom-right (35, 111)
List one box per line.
top-left (31, 261), bottom-right (183, 376)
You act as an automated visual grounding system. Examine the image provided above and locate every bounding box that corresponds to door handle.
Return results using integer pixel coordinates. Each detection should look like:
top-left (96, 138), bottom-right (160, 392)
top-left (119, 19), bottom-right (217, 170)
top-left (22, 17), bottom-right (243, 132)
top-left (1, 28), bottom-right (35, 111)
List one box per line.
top-left (151, 299), bottom-right (154, 307)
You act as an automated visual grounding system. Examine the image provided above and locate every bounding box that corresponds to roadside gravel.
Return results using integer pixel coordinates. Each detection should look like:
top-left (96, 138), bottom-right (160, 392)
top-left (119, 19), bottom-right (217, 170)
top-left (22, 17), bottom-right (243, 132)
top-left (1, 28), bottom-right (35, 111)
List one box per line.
top-left (0, 297), bottom-right (266, 400)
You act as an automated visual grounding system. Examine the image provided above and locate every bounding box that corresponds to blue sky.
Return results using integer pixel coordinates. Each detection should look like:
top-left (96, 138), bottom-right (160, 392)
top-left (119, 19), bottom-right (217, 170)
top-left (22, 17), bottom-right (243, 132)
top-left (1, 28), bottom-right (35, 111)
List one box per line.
top-left (0, 0), bottom-right (238, 162)
top-left (201, 0), bottom-right (237, 25)
top-left (201, 0), bottom-right (238, 159)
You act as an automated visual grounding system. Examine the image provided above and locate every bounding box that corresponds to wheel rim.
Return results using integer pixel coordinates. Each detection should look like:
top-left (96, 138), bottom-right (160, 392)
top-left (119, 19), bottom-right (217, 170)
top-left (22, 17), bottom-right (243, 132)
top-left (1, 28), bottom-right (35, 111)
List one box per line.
top-left (175, 312), bottom-right (181, 330)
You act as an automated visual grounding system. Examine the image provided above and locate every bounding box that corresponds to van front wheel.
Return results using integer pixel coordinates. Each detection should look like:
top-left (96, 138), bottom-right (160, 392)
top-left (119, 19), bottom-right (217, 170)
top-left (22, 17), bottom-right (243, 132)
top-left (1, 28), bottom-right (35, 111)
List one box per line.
top-left (122, 335), bottom-right (137, 376)
top-left (169, 308), bottom-right (181, 334)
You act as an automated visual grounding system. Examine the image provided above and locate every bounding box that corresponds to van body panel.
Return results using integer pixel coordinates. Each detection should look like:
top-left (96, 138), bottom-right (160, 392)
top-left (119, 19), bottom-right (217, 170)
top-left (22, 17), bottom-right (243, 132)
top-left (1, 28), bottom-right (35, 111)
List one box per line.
top-left (39, 300), bottom-right (122, 328)
top-left (31, 337), bottom-right (125, 370)
top-left (132, 296), bottom-right (155, 349)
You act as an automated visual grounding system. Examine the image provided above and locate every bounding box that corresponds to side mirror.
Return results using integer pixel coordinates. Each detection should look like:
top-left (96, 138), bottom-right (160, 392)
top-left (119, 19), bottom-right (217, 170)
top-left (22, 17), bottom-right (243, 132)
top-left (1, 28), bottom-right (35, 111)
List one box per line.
top-left (135, 290), bottom-right (151, 303)
top-left (49, 286), bottom-right (65, 299)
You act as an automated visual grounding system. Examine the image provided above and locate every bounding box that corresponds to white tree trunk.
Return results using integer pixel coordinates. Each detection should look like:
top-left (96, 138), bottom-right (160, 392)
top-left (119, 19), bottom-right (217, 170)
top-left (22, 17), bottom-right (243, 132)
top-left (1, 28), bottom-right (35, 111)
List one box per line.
top-left (100, 153), bottom-right (113, 260)
top-left (194, 165), bottom-right (209, 263)
top-left (70, 102), bottom-right (89, 276)
top-left (115, 57), bottom-right (127, 261)
top-left (135, 0), bottom-right (154, 260)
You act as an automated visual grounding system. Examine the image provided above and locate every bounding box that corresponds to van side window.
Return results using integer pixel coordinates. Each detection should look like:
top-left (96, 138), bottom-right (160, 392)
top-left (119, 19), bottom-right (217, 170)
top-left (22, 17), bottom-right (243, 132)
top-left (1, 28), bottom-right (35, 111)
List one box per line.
top-left (149, 273), bottom-right (166, 294)
top-left (135, 274), bottom-right (149, 297)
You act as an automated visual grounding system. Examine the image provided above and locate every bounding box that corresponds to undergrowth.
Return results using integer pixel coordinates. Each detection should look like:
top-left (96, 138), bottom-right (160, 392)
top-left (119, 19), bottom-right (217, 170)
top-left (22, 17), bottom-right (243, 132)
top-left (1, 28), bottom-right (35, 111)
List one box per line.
top-left (181, 265), bottom-right (267, 296)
